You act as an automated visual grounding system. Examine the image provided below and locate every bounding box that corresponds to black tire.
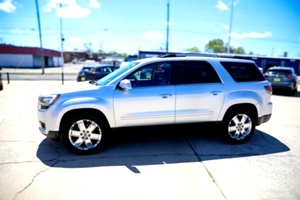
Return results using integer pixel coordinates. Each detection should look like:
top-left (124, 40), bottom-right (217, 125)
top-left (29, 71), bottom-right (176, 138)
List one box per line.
top-left (291, 84), bottom-right (297, 95)
top-left (61, 114), bottom-right (108, 154)
top-left (221, 109), bottom-right (255, 144)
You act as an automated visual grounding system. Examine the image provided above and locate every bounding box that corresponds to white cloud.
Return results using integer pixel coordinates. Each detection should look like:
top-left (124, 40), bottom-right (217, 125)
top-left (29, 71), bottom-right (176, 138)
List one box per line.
top-left (200, 38), bottom-right (209, 43)
top-left (142, 31), bottom-right (164, 40)
top-left (230, 31), bottom-right (272, 39)
top-left (57, 5), bottom-right (90, 18)
top-left (89, 0), bottom-right (100, 9)
top-left (44, 0), bottom-right (100, 18)
top-left (229, 41), bottom-right (242, 47)
top-left (10, 29), bottom-right (23, 34)
top-left (159, 20), bottom-right (174, 26)
top-left (223, 25), bottom-right (229, 30)
top-left (0, 0), bottom-right (16, 13)
top-left (216, 0), bottom-right (228, 11)
top-left (69, 36), bottom-right (83, 43)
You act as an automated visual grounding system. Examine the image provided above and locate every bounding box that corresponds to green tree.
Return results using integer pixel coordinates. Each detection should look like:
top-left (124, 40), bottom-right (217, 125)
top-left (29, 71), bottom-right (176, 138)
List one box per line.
top-left (185, 47), bottom-right (200, 53)
top-left (205, 39), bottom-right (227, 53)
top-left (115, 52), bottom-right (128, 58)
top-left (83, 42), bottom-right (93, 58)
top-left (205, 39), bottom-right (246, 54)
top-left (234, 47), bottom-right (245, 54)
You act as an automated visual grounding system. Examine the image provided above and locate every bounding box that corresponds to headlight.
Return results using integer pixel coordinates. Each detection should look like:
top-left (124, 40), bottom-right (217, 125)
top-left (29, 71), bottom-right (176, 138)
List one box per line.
top-left (39, 94), bottom-right (60, 107)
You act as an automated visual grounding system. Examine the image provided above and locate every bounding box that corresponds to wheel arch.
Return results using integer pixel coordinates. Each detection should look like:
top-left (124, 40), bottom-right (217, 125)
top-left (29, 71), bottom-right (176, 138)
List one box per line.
top-left (223, 103), bottom-right (258, 125)
top-left (59, 108), bottom-right (110, 137)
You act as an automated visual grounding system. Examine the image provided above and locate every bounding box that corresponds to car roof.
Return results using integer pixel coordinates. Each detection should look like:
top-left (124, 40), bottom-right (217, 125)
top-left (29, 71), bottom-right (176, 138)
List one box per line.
top-left (134, 55), bottom-right (255, 65)
top-left (94, 64), bottom-right (118, 68)
top-left (268, 66), bottom-right (293, 70)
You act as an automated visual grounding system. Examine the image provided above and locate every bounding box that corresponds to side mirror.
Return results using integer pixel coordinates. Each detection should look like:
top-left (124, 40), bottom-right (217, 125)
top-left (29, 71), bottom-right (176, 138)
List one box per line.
top-left (119, 79), bottom-right (132, 90)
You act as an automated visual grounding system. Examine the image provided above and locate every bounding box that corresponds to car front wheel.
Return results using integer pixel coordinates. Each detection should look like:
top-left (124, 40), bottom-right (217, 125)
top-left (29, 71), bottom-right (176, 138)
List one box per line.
top-left (62, 114), bottom-right (108, 154)
top-left (221, 109), bottom-right (255, 144)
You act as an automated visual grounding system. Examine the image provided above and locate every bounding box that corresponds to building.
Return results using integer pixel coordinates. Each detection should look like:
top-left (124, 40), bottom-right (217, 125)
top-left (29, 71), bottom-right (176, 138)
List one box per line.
top-left (0, 44), bottom-right (63, 68)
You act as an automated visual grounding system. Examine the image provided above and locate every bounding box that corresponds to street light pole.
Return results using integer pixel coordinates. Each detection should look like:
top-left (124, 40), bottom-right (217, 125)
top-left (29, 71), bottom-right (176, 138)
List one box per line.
top-left (166, 0), bottom-right (170, 53)
top-left (60, 3), bottom-right (64, 85)
top-left (35, 0), bottom-right (44, 74)
top-left (227, 0), bottom-right (234, 53)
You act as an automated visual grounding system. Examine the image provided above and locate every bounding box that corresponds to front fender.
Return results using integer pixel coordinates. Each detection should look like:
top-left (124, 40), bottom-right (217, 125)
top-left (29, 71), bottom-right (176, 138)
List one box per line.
top-left (50, 96), bottom-right (114, 130)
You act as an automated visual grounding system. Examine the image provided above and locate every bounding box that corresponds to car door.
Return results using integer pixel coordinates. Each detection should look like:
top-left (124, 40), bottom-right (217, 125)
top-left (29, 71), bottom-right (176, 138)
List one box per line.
top-left (113, 62), bottom-right (175, 127)
top-left (172, 61), bottom-right (225, 123)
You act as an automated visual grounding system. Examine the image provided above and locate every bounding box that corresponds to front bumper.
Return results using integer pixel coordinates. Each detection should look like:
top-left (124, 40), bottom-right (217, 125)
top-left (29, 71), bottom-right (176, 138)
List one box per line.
top-left (257, 114), bottom-right (272, 125)
top-left (39, 126), bottom-right (60, 139)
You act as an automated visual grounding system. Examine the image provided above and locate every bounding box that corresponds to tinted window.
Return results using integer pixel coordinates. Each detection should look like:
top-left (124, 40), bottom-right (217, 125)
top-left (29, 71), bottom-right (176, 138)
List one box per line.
top-left (171, 61), bottom-right (221, 84)
top-left (267, 68), bottom-right (294, 75)
top-left (221, 62), bottom-right (265, 82)
top-left (95, 67), bottom-right (112, 73)
top-left (125, 62), bottom-right (170, 87)
top-left (80, 67), bottom-right (95, 73)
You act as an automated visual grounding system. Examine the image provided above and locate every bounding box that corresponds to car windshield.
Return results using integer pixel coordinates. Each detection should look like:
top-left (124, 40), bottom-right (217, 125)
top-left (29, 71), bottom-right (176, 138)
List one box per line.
top-left (95, 62), bottom-right (140, 85)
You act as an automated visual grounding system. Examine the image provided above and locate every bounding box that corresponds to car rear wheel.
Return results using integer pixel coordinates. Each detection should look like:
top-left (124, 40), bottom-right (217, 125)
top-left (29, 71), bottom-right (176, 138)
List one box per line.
top-left (291, 83), bottom-right (298, 95)
top-left (221, 109), bottom-right (255, 144)
top-left (62, 114), bottom-right (108, 154)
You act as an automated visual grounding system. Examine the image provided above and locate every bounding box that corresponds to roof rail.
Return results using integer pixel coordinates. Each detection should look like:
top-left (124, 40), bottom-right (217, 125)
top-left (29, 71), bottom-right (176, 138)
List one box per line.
top-left (160, 53), bottom-right (182, 58)
top-left (159, 52), bottom-right (221, 58)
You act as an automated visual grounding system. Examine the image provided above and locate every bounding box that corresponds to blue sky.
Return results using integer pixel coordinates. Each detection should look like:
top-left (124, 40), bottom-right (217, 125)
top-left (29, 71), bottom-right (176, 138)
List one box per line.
top-left (1, 0), bottom-right (300, 57)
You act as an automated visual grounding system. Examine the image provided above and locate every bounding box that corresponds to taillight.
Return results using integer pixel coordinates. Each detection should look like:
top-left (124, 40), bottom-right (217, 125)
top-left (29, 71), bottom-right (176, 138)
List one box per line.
top-left (264, 85), bottom-right (273, 95)
top-left (263, 73), bottom-right (269, 78)
top-left (287, 74), bottom-right (293, 79)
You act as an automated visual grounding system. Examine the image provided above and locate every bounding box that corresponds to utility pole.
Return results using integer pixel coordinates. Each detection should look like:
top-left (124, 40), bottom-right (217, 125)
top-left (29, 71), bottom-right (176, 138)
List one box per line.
top-left (60, 3), bottom-right (64, 85)
top-left (166, 0), bottom-right (170, 53)
top-left (35, 0), bottom-right (44, 74)
top-left (227, 0), bottom-right (234, 53)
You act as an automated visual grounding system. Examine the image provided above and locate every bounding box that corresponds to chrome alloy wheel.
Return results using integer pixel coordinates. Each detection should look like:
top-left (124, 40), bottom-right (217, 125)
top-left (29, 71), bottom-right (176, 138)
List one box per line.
top-left (68, 119), bottom-right (102, 151)
top-left (227, 114), bottom-right (252, 141)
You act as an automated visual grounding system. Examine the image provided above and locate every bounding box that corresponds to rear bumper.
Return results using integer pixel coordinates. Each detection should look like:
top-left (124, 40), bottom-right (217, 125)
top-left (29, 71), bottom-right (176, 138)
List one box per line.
top-left (271, 83), bottom-right (295, 90)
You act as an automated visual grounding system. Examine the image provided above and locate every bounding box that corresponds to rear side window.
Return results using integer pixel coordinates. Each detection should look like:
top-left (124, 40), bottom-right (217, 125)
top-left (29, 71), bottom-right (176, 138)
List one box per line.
top-left (221, 62), bottom-right (265, 82)
top-left (171, 61), bottom-right (221, 85)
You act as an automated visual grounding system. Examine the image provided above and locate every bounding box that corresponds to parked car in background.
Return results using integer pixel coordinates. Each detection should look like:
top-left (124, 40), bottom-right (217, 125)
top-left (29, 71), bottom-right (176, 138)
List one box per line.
top-left (77, 65), bottom-right (119, 82)
top-left (77, 66), bottom-right (96, 81)
top-left (264, 66), bottom-right (298, 95)
top-left (77, 60), bottom-right (99, 81)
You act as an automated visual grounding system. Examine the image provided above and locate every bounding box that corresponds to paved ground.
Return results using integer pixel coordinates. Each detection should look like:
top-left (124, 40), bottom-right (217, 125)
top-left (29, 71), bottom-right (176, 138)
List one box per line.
top-left (0, 79), bottom-right (300, 200)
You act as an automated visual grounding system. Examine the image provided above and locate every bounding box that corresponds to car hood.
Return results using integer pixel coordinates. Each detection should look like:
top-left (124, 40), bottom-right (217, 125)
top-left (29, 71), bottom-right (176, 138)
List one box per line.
top-left (39, 81), bottom-right (99, 96)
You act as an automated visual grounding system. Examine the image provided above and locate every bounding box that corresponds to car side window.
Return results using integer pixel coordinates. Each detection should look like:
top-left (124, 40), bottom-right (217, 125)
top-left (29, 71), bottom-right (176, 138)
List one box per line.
top-left (96, 67), bottom-right (112, 73)
top-left (125, 62), bottom-right (171, 87)
top-left (172, 61), bottom-right (221, 85)
top-left (221, 61), bottom-right (265, 82)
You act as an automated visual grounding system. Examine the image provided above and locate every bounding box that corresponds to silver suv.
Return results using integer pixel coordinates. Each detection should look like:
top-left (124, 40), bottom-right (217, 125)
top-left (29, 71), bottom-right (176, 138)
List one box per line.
top-left (38, 55), bottom-right (273, 154)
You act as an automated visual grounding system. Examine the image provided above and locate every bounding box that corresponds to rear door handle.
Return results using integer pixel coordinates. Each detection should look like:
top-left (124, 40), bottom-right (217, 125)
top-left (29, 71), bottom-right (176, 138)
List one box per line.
top-left (160, 94), bottom-right (172, 98)
top-left (211, 91), bottom-right (221, 95)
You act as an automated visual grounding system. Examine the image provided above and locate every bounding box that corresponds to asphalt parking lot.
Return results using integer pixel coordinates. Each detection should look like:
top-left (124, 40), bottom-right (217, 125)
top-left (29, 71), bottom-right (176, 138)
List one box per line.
top-left (0, 73), bottom-right (300, 199)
